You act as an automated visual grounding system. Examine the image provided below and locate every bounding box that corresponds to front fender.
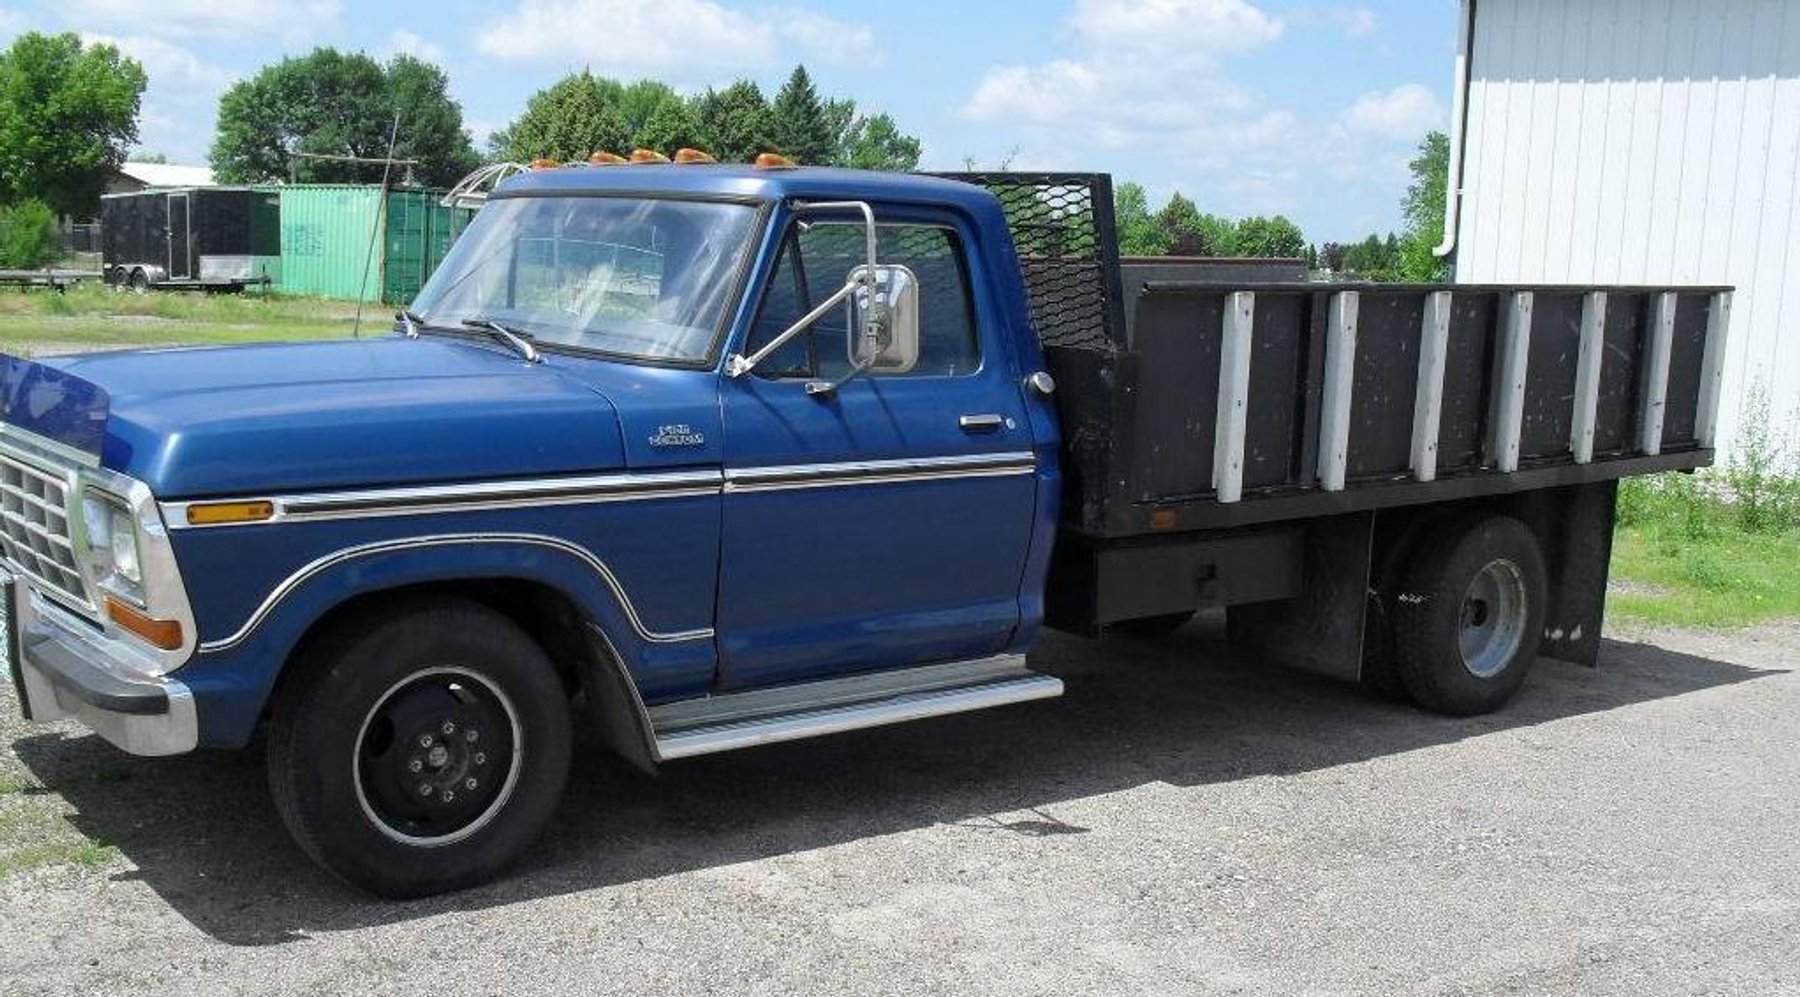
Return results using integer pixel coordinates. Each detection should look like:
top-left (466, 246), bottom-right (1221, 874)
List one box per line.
top-left (167, 504), bottom-right (721, 747)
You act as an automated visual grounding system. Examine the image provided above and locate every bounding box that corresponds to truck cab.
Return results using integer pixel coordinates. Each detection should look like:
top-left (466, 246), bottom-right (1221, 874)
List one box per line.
top-left (1, 164), bottom-right (1726, 897)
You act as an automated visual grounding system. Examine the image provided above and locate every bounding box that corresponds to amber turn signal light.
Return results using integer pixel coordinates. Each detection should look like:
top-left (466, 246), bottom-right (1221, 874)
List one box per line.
top-left (107, 596), bottom-right (185, 651)
top-left (184, 500), bottom-right (275, 526)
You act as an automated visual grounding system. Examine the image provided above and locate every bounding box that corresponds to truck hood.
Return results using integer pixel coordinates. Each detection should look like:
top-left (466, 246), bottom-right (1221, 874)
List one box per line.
top-left (34, 337), bottom-right (627, 497)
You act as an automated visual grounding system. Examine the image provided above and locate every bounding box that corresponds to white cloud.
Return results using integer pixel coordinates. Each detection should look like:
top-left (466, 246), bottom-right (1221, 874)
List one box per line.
top-left (387, 28), bottom-right (449, 65)
top-left (84, 34), bottom-right (236, 163)
top-left (62, 0), bottom-right (340, 40)
top-left (1067, 0), bottom-right (1284, 64)
top-left (1341, 83), bottom-right (1445, 140)
top-left (961, 1), bottom-right (1295, 195)
top-left (774, 8), bottom-right (879, 67)
top-left (474, 0), bottom-right (879, 77)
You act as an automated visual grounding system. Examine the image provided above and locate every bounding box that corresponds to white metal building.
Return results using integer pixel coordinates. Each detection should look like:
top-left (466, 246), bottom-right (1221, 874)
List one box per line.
top-left (1441, 0), bottom-right (1800, 454)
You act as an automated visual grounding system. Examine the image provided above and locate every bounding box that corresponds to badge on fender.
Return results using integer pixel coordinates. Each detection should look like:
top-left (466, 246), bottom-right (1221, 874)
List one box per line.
top-left (649, 424), bottom-right (706, 448)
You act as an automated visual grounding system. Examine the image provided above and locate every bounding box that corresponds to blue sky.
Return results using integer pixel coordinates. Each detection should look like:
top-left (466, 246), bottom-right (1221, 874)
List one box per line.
top-left (0, 0), bottom-right (1457, 242)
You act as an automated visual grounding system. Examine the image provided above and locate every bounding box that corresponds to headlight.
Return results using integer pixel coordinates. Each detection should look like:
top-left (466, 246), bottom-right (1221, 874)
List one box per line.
top-left (82, 491), bottom-right (144, 599)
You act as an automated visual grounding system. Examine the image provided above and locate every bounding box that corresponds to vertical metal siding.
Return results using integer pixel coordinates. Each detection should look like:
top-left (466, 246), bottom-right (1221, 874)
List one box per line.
top-left (1455, 0), bottom-right (1800, 452)
top-left (275, 185), bottom-right (386, 302)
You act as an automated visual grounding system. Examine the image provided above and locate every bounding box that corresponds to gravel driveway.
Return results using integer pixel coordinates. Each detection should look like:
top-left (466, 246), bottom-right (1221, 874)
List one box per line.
top-left (3, 617), bottom-right (1797, 996)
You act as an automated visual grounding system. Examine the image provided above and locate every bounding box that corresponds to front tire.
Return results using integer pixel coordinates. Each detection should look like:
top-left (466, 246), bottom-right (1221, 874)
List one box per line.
top-left (1390, 515), bottom-right (1546, 716)
top-left (267, 598), bottom-right (571, 897)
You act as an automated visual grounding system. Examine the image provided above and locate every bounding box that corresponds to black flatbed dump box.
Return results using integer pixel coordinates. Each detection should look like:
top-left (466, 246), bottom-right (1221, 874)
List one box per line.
top-left (943, 173), bottom-right (1729, 674)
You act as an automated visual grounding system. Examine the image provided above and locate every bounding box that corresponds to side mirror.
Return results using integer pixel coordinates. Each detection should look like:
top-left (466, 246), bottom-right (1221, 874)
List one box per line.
top-left (847, 264), bottom-right (919, 374)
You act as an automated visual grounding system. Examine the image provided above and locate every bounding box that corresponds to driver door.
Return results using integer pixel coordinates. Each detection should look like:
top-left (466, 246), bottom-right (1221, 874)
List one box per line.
top-left (715, 211), bottom-right (1038, 690)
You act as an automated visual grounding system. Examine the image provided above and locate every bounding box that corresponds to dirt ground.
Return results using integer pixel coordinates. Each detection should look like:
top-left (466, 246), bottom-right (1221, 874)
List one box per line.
top-left (3, 616), bottom-right (1797, 996)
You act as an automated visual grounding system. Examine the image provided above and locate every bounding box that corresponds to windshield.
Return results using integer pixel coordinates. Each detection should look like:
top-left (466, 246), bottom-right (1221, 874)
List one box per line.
top-left (410, 196), bottom-right (760, 362)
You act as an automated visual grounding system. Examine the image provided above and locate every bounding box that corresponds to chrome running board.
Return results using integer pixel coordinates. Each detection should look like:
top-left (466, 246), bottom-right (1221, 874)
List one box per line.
top-left (650, 654), bottom-right (1062, 760)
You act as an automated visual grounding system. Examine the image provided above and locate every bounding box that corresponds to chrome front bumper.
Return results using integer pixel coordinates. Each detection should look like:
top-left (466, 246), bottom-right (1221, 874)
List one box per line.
top-left (4, 575), bottom-right (197, 756)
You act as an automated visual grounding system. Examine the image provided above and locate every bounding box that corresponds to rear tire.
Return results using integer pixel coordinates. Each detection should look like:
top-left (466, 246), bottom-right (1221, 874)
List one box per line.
top-left (267, 597), bottom-right (571, 898)
top-left (128, 268), bottom-right (149, 293)
top-left (1390, 515), bottom-right (1546, 716)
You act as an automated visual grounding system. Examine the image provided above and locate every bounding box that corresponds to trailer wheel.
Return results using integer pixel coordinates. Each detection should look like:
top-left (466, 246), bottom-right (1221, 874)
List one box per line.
top-left (128, 268), bottom-right (149, 293)
top-left (267, 597), bottom-right (572, 898)
top-left (1390, 515), bottom-right (1546, 716)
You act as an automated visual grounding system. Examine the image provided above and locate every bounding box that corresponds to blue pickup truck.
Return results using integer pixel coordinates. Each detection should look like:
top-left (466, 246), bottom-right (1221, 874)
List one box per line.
top-left (1, 165), bottom-right (1726, 896)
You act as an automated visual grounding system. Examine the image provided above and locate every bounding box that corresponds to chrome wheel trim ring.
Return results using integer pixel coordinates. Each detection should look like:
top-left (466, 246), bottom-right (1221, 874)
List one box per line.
top-left (351, 666), bottom-right (525, 848)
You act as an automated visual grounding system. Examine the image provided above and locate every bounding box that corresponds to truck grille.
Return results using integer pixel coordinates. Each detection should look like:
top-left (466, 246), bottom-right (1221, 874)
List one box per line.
top-left (0, 450), bottom-right (90, 611)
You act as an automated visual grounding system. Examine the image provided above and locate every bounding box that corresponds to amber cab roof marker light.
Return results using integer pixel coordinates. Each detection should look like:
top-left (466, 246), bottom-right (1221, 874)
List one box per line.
top-left (589, 151), bottom-right (628, 165)
top-left (673, 148), bottom-right (718, 164)
top-left (754, 152), bottom-right (798, 169)
top-left (528, 157), bottom-right (560, 170)
top-left (630, 149), bottom-right (671, 164)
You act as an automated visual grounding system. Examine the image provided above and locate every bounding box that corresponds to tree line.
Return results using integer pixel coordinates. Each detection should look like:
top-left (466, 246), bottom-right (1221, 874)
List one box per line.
top-left (1, 29), bottom-right (1449, 282)
top-left (1110, 131), bottom-right (1450, 281)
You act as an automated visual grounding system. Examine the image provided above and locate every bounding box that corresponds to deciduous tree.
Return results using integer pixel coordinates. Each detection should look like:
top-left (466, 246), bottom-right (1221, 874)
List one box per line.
top-left (0, 32), bottom-right (145, 219)
top-left (211, 48), bottom-right (478, 185)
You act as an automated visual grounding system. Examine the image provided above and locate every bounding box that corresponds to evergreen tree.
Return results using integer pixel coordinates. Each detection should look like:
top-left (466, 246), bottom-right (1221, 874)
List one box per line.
top-left (1157, 193), bottom-right (1206, 255)
top-left (694, 80), bottom-right (773, 162)
top-left (769, 65), bottom-right (836, 165)
top-left (635, 99), bottom-right (705, 156)
top-left (492, 71), bottom-right (629, 163)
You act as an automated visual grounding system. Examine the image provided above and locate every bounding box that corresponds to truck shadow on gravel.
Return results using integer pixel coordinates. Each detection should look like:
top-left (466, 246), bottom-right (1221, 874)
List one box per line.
top-left (11, 618), bottom-right (1776, 945)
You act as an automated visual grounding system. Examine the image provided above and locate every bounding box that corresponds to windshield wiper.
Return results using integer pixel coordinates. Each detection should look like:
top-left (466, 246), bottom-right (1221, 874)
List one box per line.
top-left (459, 318), bottom-right (541, 364)
top-left (396, 309), bottom-right (424, 338)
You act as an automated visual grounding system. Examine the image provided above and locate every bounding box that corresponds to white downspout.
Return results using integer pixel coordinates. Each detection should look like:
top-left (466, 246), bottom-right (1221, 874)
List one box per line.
top-left (1434, 0), bottom-right (1475, 260)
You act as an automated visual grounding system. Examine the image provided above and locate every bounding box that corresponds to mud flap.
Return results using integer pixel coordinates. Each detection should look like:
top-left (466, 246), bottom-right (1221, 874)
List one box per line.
top-left (1226, 511), bottom-right (1374, 682)
top-left (1526, 481), bottom-right (1617, 667)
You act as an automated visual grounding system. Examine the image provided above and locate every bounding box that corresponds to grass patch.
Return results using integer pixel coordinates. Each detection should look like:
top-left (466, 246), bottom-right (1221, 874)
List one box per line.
top-left (0, 283), bottom-right (369, 352)
top-left (0, 840), bottom-right (119, 879)
top-left (1610, 395), bottom-right (1800, 627)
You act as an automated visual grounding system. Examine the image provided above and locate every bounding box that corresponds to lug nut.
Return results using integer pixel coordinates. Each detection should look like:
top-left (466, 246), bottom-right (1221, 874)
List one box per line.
top-left (408, 758), bottom-right (423, 773)
top-left (465, 729), bottom-right (478, 743)
top-left (418, 734), bottom-right (434, 748)
top-left (441, 790), bottom-right (456, 803)
top-left (474, 752), bottom-right (486, 766)
top-left (465, 778), bottom-right (478, 790)
top-left (441, 720), bottom-right (457, 735)
top-left (418, 782), bottom-right (433, 796)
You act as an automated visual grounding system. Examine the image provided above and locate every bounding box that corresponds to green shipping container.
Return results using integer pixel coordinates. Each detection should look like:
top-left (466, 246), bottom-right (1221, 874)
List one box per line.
top-left (383, 190), bottom-right (475, 306)
top-left (272, 185), bottom-right (474, 304)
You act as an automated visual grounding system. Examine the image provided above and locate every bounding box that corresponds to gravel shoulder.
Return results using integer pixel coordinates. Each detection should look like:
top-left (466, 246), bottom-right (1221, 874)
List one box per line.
top-left (3, 617), bottom-right (1798, 996)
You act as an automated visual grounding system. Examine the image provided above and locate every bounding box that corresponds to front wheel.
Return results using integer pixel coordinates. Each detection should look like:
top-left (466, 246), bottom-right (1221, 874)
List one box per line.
top-left (1390, 515), bottom-right (1547, 716)
top-left (267, 598), bottom-right (571, 897)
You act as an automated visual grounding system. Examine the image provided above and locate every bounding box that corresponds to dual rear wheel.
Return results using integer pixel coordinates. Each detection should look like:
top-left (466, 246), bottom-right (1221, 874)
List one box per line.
top-left (1374, 514), bottom-right (1548, 716)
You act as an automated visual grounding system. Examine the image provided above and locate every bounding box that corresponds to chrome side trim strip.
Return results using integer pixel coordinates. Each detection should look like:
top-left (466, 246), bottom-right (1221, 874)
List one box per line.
top-left (724, 451), bottom-right (1036, 494)
top-left (165, 454), bottom-right (1036, 528)
top-left (163, 470), bottom-right (723, 529)
top-left (198, 532), bottom-right (713, 654)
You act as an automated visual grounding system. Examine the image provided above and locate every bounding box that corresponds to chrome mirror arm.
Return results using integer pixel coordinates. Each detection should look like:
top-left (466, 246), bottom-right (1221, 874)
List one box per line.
top-left (725, 275), bottom-right (862, 378)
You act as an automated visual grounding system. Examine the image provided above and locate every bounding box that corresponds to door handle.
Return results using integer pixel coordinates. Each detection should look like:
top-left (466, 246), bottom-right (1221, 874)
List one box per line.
top-left (959, 413), bottom-right (1006, 432)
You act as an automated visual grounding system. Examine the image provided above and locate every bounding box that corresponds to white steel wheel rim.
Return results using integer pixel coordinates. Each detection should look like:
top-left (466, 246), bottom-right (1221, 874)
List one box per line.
top-left (1458, 558), bottom-right (1528, 679)
top-left (351, 666), bottom-right (525, 847)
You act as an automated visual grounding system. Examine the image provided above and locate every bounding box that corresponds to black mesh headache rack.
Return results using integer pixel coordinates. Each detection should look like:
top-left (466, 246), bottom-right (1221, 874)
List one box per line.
top-left (934, 172), bottom-right (1730, 541)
